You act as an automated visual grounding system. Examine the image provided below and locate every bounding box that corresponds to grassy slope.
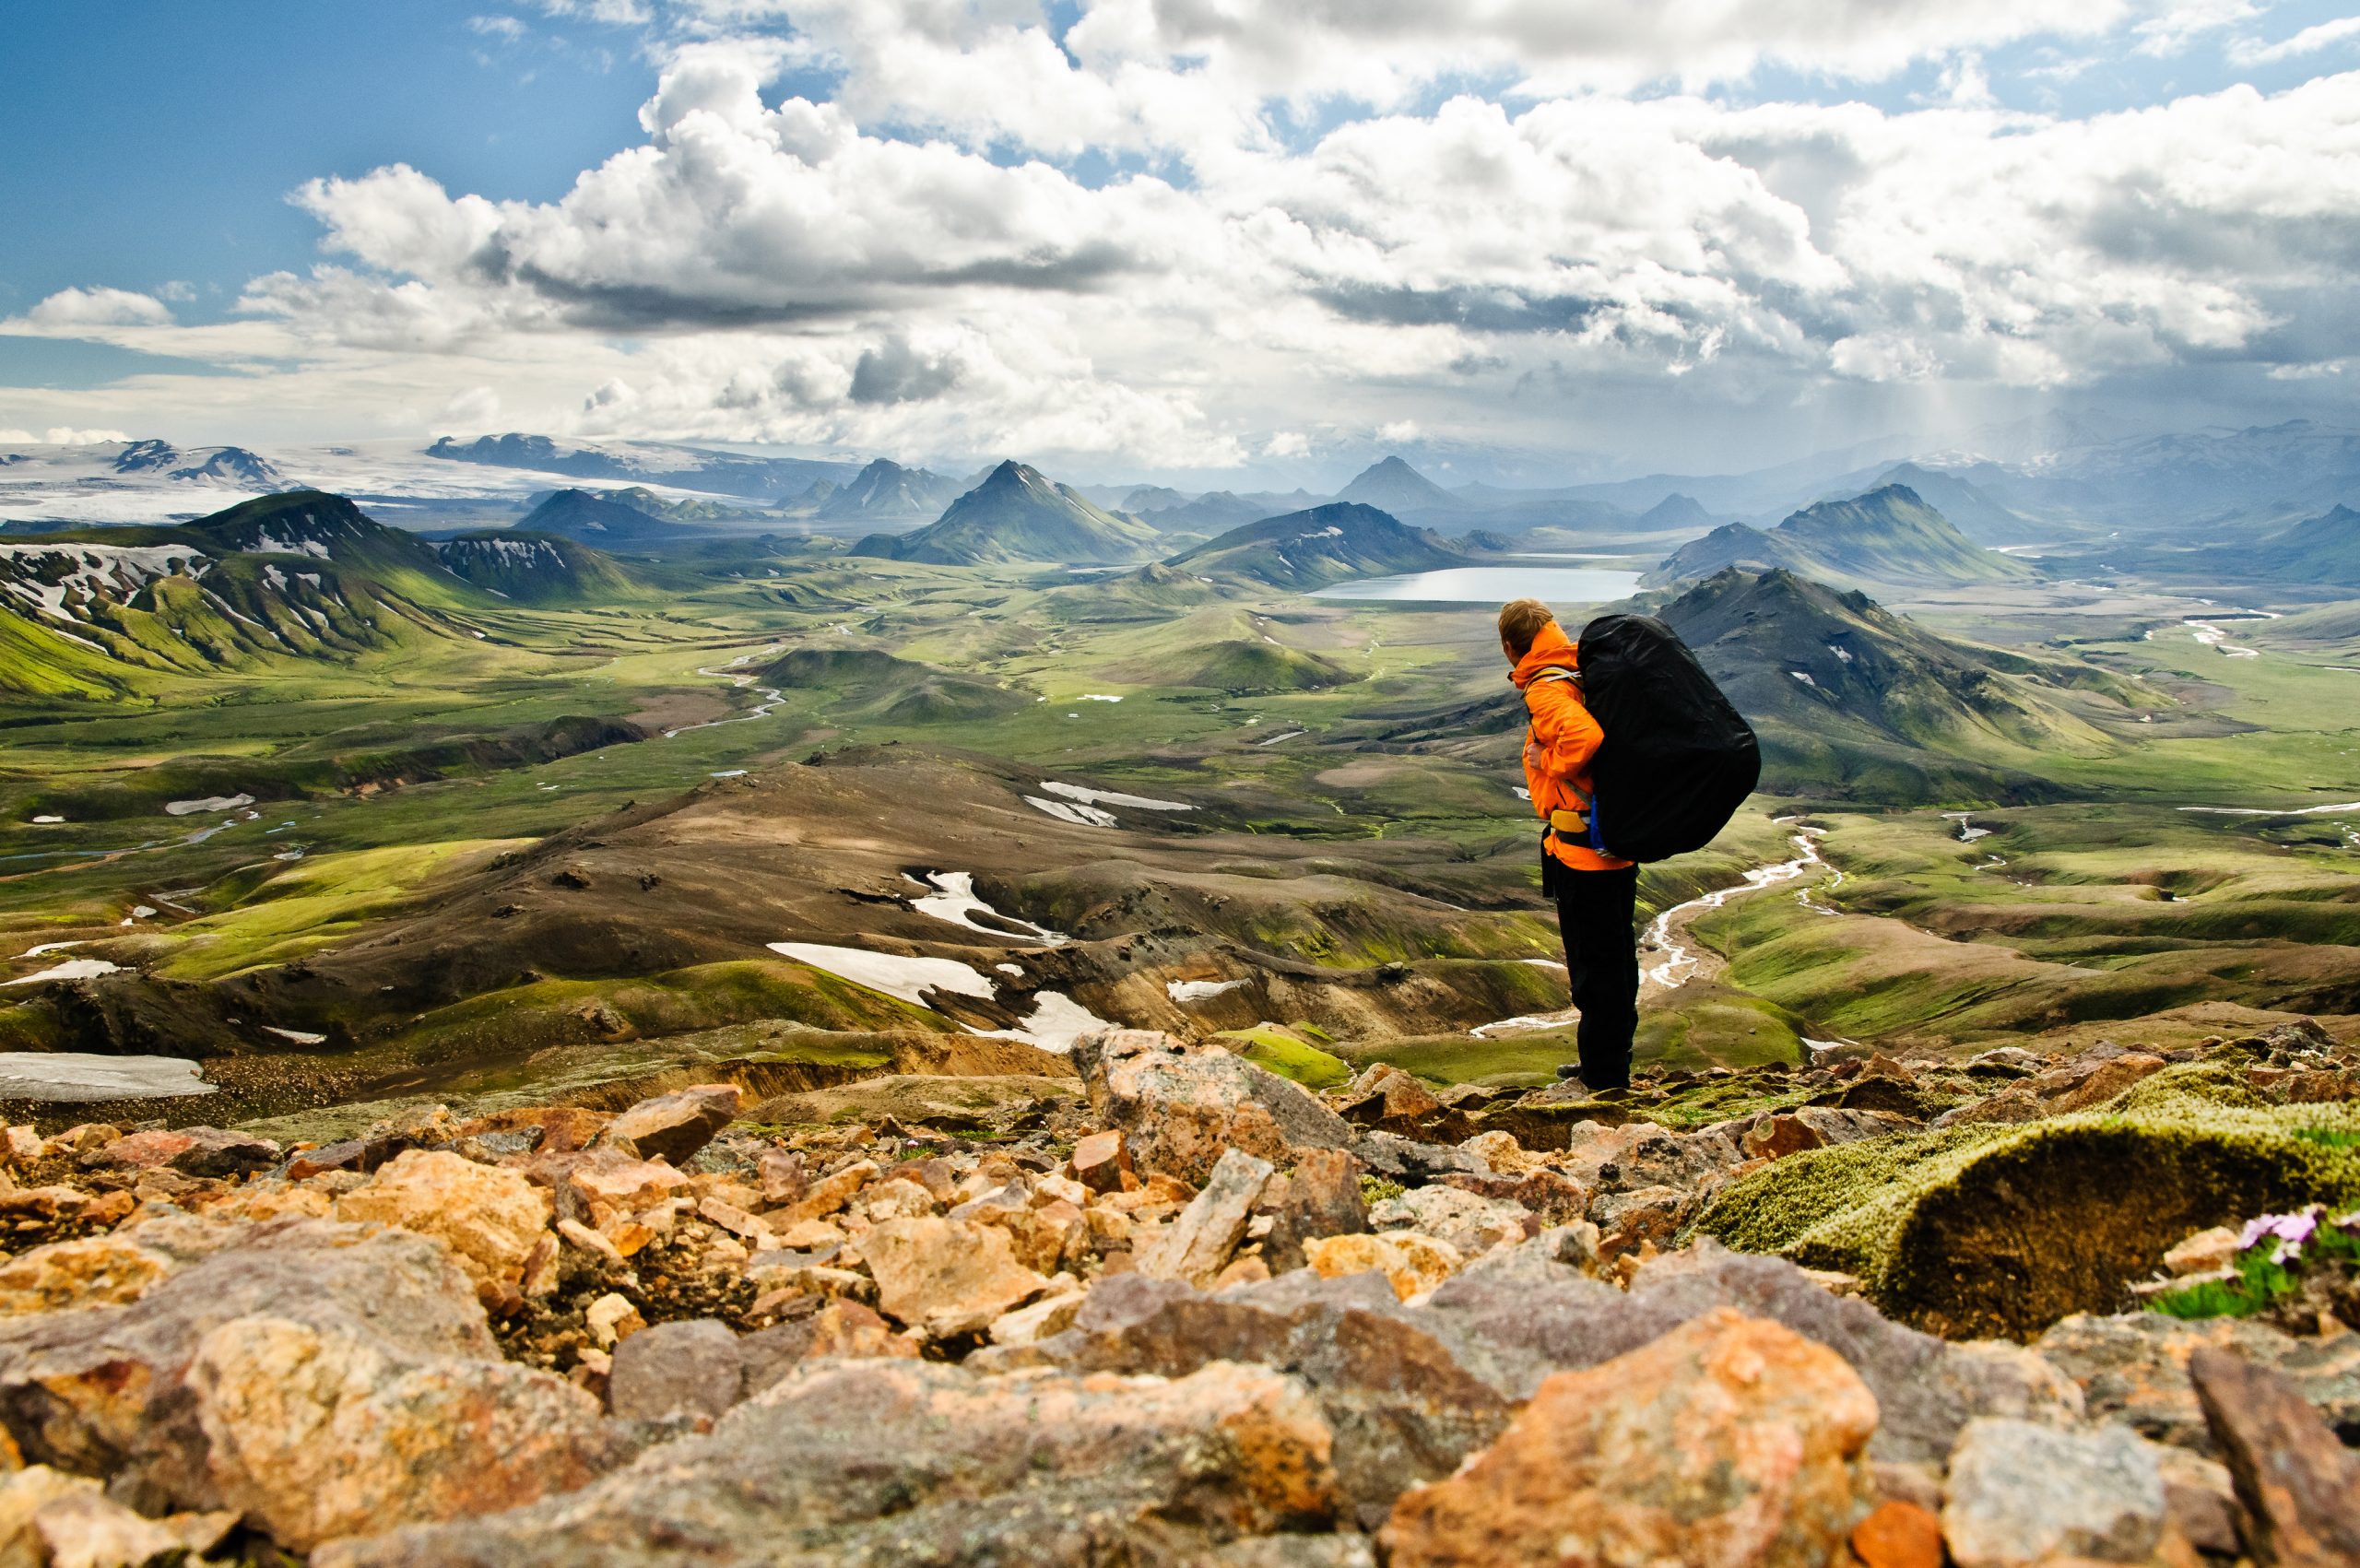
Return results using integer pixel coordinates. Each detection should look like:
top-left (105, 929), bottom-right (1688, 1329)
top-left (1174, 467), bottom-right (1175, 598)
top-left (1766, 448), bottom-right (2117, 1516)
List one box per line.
top-left (4, 527), bottom-right (2356, 1091)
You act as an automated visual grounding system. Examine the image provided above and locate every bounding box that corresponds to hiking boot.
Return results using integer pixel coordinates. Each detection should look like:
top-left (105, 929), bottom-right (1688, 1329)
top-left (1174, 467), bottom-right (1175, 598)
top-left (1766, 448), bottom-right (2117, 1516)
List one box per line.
top-left (1554, 1063), bottom-right (1585, 1084)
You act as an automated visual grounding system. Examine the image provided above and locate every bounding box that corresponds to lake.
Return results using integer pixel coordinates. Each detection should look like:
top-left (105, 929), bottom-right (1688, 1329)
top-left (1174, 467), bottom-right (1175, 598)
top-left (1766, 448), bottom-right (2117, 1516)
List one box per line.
top-left (1311, 563), bottom-right (1645, 604)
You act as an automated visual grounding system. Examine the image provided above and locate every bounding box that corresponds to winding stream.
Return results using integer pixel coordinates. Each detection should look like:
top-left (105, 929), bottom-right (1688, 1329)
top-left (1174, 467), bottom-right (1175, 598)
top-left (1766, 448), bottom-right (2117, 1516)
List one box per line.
top-left (1641, 829), bottom-right (1829, 994)
top-left (666, 645), bottom-right (787, 738)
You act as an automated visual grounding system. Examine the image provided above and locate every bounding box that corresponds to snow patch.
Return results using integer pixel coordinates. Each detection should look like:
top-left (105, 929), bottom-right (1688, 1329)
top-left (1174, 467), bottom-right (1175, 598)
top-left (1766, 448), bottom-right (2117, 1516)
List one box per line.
top-left (6, 959), bottom-right (122, 985)
top-left (0, 1052), bottom-right (215, 1102)
top-left (18, 941), bottom-right (83, 958)
top-left (974, 991), bottom-right (1114, 1054)
top-left (1167, 978), bottom-right (1249, 1003)
top-left (1474, 1011), bottom-right (1576, 1038)
top-left (910, 871), bottom-right (1068, 945)
top-left (766, 943), bottom-right (997, 1006)
top-left (1042, 782), bottom-right (1192, 812)
top-left (2180, 800), bottom-right (2360, 818)
top-left (1026, 796), bottom-right (1117, 828)
top-left (263, 1026), bottom-right (327, 1045)
top-left (165, 794), bottom-right (254, 817)
top-left (29, 815), bottom-right (63, 824)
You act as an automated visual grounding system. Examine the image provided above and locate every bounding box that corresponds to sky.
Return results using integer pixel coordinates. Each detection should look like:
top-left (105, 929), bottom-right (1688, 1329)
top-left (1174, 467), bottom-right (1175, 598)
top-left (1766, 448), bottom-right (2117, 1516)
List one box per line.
top-left (3, 0), bottom-right (2359, 486)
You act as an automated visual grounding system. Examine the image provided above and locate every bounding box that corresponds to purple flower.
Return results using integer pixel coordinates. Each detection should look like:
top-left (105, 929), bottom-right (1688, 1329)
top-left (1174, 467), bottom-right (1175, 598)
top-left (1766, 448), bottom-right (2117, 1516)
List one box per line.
top-left (2240, 1216), bottom-right (2274, 1248)
top-left (2275, 1210), bottom-right (2321, 1245)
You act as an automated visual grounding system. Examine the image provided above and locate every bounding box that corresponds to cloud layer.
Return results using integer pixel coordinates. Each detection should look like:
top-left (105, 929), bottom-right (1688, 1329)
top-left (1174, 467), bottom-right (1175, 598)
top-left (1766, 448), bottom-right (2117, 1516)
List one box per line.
top-left (9, 1), bottom-right (2360, 475)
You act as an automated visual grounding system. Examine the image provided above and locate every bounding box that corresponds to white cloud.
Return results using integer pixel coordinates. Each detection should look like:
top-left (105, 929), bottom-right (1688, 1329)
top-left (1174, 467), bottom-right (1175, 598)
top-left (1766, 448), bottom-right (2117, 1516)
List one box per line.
top-left (2231, 15), bottom-right (2360, 65)
top-left (2134, 0), bottom-right (2265, 56)
top-left (535, 0), bottom-right (651, 25)
top-left (44, 427), bottom-right (133, 445)
top-left (0, 430), bottom-right (34, 444)
top-left (467, 15), bottom-right (527, 40)
top-left (444, 385), bottom-right (502, 426)
top-left (14, 6), bottom-right (2360, 473)
top-left (23, 288), bottom-right (173, 328)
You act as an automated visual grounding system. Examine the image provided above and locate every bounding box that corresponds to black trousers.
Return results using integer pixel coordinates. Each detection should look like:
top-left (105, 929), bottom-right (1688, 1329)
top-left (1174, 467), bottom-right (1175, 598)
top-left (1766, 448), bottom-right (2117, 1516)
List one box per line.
top-left (1552, 861), bottom-right (1639, 1090)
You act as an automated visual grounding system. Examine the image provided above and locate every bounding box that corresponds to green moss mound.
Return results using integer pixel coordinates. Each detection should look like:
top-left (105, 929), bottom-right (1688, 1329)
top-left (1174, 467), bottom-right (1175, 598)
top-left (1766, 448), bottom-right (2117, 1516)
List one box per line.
top-left (1694, 1084), bottom-right (2360, 1340)
top-left (1217, 1025), bottom-right (1351, 1091)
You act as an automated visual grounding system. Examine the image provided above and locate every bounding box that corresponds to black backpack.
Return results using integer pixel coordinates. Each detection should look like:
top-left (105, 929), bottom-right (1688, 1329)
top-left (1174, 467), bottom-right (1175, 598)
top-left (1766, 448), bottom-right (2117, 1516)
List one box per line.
top-left (1571, 614), bottom-right (1759, 863)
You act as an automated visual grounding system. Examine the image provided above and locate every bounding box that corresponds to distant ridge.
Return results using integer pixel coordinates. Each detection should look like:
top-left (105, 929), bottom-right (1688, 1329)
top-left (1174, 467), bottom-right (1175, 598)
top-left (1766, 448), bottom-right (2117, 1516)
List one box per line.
top-left (428, 432), bottom-right (854, 500)
top-left (817, 459), bottom-right (964, 523)
top-left (850, 460), bottom-right (1161, 565)
top-left (1657, 568), bottom-right (2133, 800)
top-left (514, 489), bottom-right (694, 548)
top-left (1164, 502), bottom-right (1464, 590)
top-left (1647, 485), bottom-right (2036, 590)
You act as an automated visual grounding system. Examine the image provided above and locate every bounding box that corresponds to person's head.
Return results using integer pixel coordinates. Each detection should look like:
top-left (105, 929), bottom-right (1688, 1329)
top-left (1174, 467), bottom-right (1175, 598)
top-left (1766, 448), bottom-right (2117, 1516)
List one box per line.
top-left (1498, 598), bottom-right (1555, 665)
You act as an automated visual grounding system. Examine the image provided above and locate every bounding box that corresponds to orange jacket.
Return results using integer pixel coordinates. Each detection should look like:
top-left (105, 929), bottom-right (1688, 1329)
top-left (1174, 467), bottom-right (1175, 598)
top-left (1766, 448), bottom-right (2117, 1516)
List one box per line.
top-left (1512, 620), bottom-right (1633, 872)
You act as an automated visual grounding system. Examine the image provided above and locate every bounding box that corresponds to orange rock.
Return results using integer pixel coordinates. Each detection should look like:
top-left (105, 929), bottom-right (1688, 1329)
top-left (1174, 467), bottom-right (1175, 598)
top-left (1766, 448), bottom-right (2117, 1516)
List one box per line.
top-left (1381, 1308), bottom-right (1879, 1568)
top-left (1068, 1129), bottom-right (1133, 1194)
top-left (1852, 1500), bottom-right (1944, 1568)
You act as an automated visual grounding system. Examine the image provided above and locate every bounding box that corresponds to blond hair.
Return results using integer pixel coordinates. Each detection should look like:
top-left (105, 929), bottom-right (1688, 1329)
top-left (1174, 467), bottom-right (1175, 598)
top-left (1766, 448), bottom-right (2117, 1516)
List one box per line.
top-left (1497, 598), bottom-right (1555, 657)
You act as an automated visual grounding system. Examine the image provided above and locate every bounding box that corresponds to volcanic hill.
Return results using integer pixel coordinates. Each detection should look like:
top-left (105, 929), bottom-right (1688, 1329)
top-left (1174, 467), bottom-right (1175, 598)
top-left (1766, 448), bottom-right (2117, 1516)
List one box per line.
top-left (853, 462), bottom-right (1162, 566)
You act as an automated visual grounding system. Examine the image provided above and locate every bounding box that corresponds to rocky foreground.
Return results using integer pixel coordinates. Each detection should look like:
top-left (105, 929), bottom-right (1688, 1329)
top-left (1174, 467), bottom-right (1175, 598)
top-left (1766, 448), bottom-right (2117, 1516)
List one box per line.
top-left (0, 1025), bottom-right (2355, 1564)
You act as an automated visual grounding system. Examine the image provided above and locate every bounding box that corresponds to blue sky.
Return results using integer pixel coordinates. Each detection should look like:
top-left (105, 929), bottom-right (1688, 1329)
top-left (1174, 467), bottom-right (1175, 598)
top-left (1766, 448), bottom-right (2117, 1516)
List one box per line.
top-left (0, 2), bottom-right (648, 325)
top-left (4, 1), bottom-right (2359, 478)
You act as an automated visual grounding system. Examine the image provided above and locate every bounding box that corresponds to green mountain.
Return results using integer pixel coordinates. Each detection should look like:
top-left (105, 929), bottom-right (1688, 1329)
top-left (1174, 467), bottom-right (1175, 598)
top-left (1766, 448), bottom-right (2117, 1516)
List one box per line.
top-left (765, 646), bottom-right (1035, 722)
top-left (1172, 640), bottom-right (1360, 693)
top-left (850, 461), bottom-right (1161, 566)
top-left (0, 492), bottom-right (482, 696)
top-left (1657, 569), bottom-right (2130, 800)
top-left (1862, 465), bottom-right (2033, 547)
top-left (432, 533), bottom-right (642, 605)
top-left (1647, 485), bottom-right (2036, 590)
top-left (514, 489), bottom-right (698, 548)
top-left (1163, 502), bottom-right (1465, 590)
top-left (2247, 503), bottom-right (2360, 585)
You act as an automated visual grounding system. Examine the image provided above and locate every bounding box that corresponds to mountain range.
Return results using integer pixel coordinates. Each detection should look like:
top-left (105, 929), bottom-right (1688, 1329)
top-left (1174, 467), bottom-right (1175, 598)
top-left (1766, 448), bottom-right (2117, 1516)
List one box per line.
top-left (1646, 485), bottom-right (2036, 590)
top-left (0, 491), bottom-right (483, 696)
top-left (428, 433), bottom-right (856, 501)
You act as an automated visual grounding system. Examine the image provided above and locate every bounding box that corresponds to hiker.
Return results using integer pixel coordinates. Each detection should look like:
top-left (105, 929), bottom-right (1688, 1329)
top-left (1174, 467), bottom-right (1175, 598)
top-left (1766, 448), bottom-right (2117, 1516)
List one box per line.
top-left (1502, 597), bottom-right (1637, 1091)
